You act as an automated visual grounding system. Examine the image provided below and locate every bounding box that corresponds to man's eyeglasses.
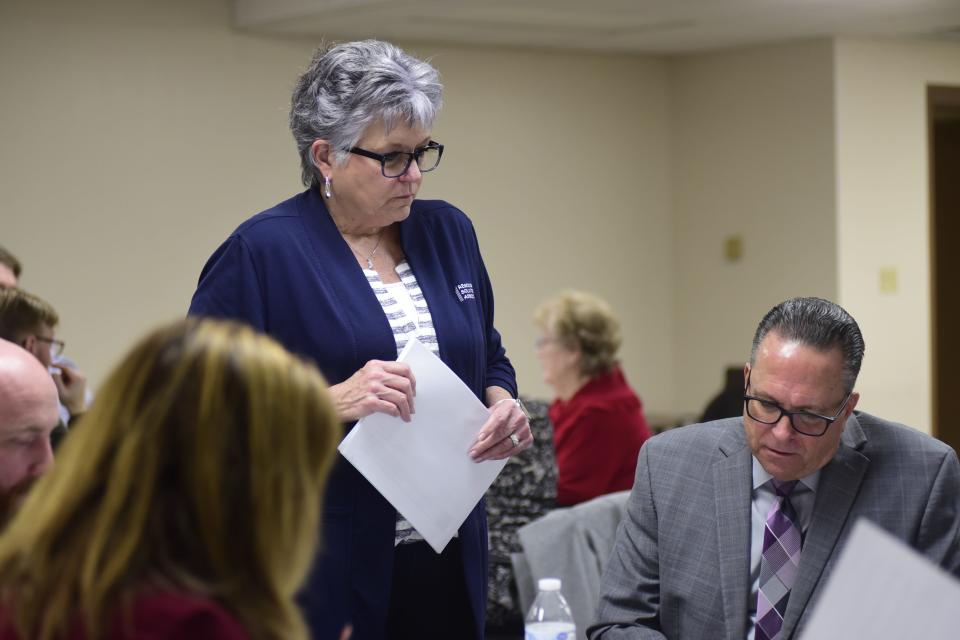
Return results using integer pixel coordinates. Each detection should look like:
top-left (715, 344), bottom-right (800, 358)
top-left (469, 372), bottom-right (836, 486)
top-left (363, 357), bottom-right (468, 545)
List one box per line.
top-left (34, 336), bottom-right (65, 358)
top-left (743, 372), bottom-right (852, 437)
top-left (349, 141), bottom-right (444, 178)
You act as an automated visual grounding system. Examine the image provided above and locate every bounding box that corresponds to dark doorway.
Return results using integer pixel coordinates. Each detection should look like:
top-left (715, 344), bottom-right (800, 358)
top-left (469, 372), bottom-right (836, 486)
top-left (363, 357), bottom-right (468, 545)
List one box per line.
top-left (929, 85), bottom-right (960, 454)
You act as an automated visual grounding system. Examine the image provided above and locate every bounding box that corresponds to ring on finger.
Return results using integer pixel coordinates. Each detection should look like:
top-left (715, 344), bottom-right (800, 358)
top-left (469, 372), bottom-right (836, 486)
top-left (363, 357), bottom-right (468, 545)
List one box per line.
top-left (508, 433), bottom-right (520, 448)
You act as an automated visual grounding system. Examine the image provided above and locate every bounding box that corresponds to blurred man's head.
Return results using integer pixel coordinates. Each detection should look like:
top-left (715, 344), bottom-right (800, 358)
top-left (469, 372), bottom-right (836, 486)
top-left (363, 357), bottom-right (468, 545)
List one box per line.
top-left (0, 339), bottom-right (59, 525)
top-left (0, 246), bottom-right (20, 289)
top-left (0, 288), bottom-right (60, 369)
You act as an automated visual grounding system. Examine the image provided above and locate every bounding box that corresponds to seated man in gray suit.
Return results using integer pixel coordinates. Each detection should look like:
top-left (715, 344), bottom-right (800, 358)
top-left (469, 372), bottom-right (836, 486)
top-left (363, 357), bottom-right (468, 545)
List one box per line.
top-left (590, 297), bottom-right (960, 640)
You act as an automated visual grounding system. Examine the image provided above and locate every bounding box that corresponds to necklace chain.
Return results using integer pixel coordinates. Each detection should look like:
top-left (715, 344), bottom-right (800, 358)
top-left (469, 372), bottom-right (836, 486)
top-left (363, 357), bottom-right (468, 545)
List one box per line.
top-left (346, 231), bottom-right (384, 269)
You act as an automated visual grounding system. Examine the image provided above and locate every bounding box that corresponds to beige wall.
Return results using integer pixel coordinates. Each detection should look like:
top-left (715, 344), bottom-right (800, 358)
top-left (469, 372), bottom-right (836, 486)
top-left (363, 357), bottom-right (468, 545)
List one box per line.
top-left (4, 0), bottom-right (957, 429)
top-left (835, 38), bottom-right (960, 434)
top-left (0, 0), bottom-right (675, 411)
top-left (423, 44), bottom-right (674, 408)
top-left (1, 0), bottom-right (316, 391)
top-left (669, 40), bottom-right (838, 415)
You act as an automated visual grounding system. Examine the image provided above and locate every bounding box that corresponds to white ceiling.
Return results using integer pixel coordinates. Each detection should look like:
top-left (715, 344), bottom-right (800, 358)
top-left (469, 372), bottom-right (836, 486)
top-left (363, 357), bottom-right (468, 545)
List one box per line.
top-left (233, 0), bottom-right (960, 54)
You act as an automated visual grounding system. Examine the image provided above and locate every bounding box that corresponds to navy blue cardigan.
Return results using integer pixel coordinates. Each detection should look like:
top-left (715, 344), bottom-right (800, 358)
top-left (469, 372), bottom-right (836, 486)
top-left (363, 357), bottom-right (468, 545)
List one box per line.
top-left (189, 187), bottom-right (517, 639)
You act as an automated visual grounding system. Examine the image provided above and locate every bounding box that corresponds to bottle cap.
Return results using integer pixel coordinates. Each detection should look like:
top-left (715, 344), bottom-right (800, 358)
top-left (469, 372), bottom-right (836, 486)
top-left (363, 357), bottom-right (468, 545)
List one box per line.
top-left (538, 578), bottom-right (561, 591)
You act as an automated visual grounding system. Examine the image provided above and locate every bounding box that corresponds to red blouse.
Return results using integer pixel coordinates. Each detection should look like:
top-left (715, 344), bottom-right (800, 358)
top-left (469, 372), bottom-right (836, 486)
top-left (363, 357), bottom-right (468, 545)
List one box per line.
top-left (0, 592), bottom-right (249, 640)
top-left (549, 366), bottom-right (652, 506)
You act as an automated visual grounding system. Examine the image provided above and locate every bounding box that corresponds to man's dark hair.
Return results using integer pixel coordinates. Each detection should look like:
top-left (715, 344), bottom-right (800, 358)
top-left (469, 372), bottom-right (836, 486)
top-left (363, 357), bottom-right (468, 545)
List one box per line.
top-left (0, 246), bottom-right (21, 279)
top-left (750, 297), bottom-right (865, 393)
top-left (0, 288), bottom-right (59, 343)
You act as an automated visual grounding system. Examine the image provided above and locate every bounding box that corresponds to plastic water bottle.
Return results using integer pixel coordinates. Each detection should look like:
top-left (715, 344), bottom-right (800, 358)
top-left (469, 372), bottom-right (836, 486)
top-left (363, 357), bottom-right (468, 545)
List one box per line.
top-left (525, 577), bottom-right (576, 640)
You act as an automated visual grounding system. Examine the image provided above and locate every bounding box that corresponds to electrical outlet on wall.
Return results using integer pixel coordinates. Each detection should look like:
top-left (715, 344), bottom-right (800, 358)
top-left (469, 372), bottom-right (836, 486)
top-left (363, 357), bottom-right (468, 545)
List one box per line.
top-left (724, 235), bottom-right (743, 263)
top-left (879, 267), bottom-right (898, 294)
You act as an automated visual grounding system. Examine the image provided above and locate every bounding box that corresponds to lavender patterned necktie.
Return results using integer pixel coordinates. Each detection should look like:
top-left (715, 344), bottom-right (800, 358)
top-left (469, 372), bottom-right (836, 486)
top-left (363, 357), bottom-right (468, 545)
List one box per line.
top-left (755, 479), bottom-right (802, 640)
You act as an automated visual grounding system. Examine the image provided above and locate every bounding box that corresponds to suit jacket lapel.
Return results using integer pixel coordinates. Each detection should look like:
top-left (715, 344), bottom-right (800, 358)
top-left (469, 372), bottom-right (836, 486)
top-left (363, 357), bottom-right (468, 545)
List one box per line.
top-left (782, 414), bottom-right (869, 639)
top-left (715, 425), bottom-right (754, 640)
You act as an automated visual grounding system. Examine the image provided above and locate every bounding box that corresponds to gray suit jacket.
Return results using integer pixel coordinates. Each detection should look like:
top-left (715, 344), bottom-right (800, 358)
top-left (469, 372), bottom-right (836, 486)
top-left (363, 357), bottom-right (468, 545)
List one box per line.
top-left (589, 412), bottom-right (960, 640)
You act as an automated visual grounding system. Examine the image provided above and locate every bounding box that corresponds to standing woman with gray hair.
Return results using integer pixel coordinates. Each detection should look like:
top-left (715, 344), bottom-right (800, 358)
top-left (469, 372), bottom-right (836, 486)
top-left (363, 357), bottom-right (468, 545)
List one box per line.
top-left (189, 40), bottom-right (531, 639)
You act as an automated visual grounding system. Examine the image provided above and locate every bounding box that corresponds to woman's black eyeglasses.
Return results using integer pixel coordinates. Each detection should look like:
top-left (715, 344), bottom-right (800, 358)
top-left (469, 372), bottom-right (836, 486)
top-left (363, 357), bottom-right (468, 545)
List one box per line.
top-left (349, 141), bottom-right (444, 178)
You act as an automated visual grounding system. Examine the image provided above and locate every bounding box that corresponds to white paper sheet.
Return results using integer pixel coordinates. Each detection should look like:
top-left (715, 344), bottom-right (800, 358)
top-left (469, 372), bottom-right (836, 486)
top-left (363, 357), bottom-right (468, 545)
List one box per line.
top-left (799, 517), bottom-right (960, 639)
top-left (337, 338), bottom-right (508, 553)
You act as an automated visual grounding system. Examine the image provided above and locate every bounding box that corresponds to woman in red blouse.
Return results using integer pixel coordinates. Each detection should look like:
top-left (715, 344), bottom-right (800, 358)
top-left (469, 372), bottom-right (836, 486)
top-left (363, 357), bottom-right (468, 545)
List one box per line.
top-left (0, 318), bottom-right (341, 640)
top-left (535, 291), bottom-right (652, 506)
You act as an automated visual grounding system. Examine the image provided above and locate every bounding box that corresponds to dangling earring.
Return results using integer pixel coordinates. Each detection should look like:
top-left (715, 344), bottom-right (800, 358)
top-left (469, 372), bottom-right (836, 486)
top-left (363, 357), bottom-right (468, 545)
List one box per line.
top-left (324, 175), bottom-right (332, 199)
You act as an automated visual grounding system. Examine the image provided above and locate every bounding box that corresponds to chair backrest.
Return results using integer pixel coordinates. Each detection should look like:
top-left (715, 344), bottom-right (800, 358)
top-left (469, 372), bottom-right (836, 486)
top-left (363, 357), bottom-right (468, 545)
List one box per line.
top-left (515, 490), bottom-right (631, 640)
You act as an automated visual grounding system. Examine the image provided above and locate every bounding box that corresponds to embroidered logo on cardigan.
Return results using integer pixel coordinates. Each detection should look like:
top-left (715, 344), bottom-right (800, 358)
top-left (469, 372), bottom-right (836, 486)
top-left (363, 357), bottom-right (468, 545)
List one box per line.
top-left (455, 283), bottom-right (475, 302)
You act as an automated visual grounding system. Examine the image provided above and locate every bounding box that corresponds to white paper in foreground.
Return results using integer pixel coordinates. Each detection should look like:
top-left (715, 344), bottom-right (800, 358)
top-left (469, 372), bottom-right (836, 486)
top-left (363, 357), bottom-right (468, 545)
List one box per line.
top-left (337, 339), bottom-right (508, 553)
top-left (799, 517), bottom-right (960, 639)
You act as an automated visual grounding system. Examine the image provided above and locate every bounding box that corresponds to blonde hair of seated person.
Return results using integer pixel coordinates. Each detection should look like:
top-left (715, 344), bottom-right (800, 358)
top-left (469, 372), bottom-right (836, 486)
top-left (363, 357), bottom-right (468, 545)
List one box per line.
top-left (0, 317), bottom-right (341, 640)
top-left (534, 289), bottom-right (622, 378)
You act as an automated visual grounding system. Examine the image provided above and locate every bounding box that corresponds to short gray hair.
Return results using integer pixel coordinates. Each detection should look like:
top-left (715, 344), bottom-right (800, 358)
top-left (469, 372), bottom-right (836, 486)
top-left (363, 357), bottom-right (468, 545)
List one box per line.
top-left (289, 40), bottom-right (444, 187)
top-left (750, 297), bottom-right (865, 393)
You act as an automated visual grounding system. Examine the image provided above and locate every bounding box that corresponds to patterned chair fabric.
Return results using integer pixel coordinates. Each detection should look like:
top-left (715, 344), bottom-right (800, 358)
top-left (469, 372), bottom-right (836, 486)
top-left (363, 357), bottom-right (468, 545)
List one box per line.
top-left (484, 396), bottom-right (558, 632)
